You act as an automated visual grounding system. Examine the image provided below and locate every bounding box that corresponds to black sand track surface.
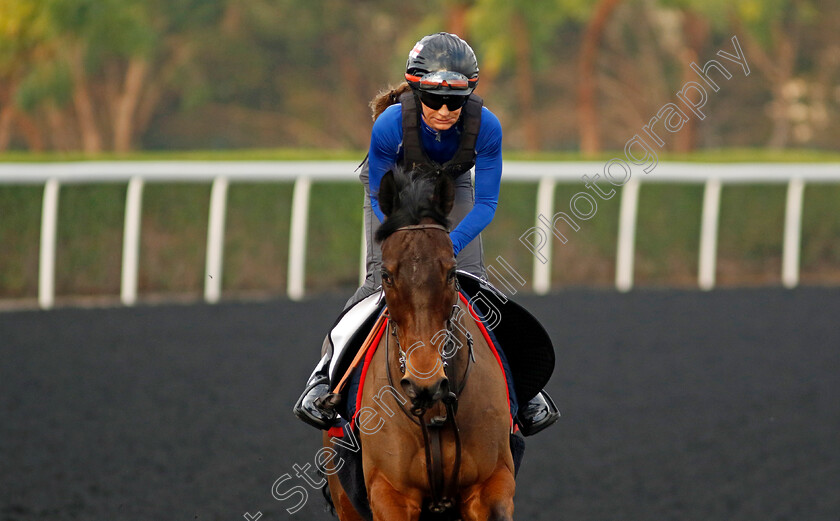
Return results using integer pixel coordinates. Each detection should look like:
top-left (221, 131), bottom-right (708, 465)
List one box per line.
top-left (1, 288), bottom-right (839, 521)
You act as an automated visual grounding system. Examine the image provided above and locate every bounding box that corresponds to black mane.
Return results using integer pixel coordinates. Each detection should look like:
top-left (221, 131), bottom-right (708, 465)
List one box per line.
top-left (374, 168), bottom-right (451, 243)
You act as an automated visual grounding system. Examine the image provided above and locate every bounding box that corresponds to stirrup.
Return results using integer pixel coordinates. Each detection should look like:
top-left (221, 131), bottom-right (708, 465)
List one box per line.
top-left (517, 390), bottom-right (560, 437)
top-left (293, 374), bottom-right (339, 430)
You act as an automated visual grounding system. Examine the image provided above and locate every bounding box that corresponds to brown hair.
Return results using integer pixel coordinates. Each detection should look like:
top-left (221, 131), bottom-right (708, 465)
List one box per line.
top-left (369, 82), bottom-right (412, 121)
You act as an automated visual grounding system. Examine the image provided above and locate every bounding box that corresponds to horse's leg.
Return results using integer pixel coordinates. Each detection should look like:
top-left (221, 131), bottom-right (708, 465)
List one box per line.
top-left (367, 476), bottom-right (422, 521)
top-left (326, 474), bottom-right (366, 521)
top-left (321, 432), bottom-right (365, 521)
top-left (459, 466), bottom-right (516, 521)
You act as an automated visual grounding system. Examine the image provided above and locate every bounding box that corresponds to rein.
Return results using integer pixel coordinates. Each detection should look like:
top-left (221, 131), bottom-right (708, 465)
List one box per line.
top-left (381, 222), bottom-right (473, 514)
top-left (384, 307), bottom-right (473, 514)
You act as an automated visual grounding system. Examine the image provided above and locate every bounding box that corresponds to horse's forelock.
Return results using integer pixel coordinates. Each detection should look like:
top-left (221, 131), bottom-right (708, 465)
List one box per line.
top-left (375, 173), bottom-right (449, 243)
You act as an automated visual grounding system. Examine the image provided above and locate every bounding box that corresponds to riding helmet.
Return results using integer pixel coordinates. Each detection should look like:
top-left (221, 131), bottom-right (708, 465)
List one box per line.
top-left (405, 32), bottom-right (479, 96)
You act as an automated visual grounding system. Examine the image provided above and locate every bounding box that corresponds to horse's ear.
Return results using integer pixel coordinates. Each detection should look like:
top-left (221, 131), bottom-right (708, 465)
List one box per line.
top-left (432, 174), bottom-right (454, 217)
top-left (378, 169), bottom-right (399, 217)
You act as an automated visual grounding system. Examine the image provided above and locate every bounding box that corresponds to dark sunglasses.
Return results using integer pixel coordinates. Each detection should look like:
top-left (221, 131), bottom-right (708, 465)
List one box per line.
top-left (418, 92), bottom-right (468, 111)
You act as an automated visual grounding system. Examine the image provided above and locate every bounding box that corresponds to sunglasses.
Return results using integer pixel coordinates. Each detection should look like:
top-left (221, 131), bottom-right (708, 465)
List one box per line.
top-left (418, 92), bottom-right (468, 111)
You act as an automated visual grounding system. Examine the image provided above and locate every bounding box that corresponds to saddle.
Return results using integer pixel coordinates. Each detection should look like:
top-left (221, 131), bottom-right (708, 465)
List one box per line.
top-left (456, 272), bottom-right (555, 406)
top-left (333, 294), bottom-right (518, 428)
top-left (327, 273), bottom-right (556, 416)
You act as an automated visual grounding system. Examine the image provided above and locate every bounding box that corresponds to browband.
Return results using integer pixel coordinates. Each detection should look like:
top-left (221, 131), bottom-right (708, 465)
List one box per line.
top-left (394, 224), bottom-right (449, 233)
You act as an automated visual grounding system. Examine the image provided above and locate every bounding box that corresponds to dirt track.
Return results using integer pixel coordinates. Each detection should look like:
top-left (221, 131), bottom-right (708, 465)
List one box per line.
top-left (2, 288), bottom-right (839, 521)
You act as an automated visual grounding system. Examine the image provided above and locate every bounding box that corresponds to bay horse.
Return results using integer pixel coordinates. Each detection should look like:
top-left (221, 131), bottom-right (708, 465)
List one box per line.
top-left (322, 170), bottom-right (516, 521)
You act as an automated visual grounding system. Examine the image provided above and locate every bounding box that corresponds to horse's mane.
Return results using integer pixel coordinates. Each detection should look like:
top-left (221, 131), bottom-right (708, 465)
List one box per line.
top-left (375, 168), bottom-right (450, 243)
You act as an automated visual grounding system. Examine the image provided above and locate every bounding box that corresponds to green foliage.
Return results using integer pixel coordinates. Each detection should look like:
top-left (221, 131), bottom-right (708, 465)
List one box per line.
top-left (149, 0), bottom-right (225, 32)
top-left (15, 61), bottom-right (73, 110)
top-left (0, 185), bottom-right (41, 298)
top-left (139, 183), bottom-right (211, 294)
top-left (223, 182), bottom-right (293, 292)
top-left (46, 0), bottom-right (157, 58)
top-left (717, 184), bottom-right (786, 284)
top-left (0, 1), bottom-right (53, 72)
top-left (801, 185), bottom-right (840, 276)
top-left (306, 181), bottom-right (364, 292)
top-left (468, 0), bottom-right (596, 74)
top-left (732, 0), bottom-right (816, 45)
top-left (192, 33), bottom-right (271, 106)
top-left (1, 0), bottom-right (837, 152)
top-left (55, 184), bottom-right (125, 295)
top-left (551, 181), bottom-right (620, 286)
top-left (482, 182), bottom-right (539, 288)
top-left (674, 0), bottom-right (819, 47)
top-left (635, 184), bottom-right (703, 285)
top-left (468, 0), bottom-right (592, 74)
top-left (0, 148), bottom-right (364, 162)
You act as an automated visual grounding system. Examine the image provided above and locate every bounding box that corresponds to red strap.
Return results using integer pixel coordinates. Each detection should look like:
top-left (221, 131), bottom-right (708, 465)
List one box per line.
top-left (351, 299), bottom-right (513, 431)
top-left (351, 318), bottom-right (389, 430)
top-left (458, 293), bottom-right (514, 430)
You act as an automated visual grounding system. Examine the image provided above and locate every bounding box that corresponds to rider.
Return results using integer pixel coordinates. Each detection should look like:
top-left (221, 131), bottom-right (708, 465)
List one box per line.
top-left (293, 32), bottom-right (559, 436)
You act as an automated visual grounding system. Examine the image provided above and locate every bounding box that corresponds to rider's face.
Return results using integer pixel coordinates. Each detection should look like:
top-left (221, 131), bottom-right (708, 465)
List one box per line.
top-left (420, 102), bottom-right (462, 131)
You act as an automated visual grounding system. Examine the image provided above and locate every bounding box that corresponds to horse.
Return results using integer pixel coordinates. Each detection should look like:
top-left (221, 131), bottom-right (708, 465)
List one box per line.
top-left (322, 169), bottom-right (516, 521)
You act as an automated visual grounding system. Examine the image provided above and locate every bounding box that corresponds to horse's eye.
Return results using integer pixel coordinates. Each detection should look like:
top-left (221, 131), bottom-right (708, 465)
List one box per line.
top-left (381, 270), bottom-right (393, 286)
top-left (447, 269), bottom-right (457, 284)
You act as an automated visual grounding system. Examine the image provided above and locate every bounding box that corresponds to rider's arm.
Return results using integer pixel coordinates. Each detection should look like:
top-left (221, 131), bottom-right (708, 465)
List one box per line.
top-left (449, 107), bottom-right (503, 256)
top-left (367, 105), bottom-right (403, 223)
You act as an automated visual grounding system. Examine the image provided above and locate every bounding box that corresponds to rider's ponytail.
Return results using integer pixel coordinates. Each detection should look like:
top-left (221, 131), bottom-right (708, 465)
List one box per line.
top-left (369, 82), bottom-right (411, 121)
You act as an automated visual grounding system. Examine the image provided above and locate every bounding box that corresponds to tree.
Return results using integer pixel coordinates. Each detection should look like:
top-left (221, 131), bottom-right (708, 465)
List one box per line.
top-left (5, 0), bottom-right (225, 153)
top-left (0, 0), bottom-right (54, 151)
top-left (679, 0), bottom-right (819, 148)
top-left (577, 0), bottom-right (621, 156)
top-left (468, 0), bottom-right (589, 151)
top-left (649, 0), bottom-right (712, 153)
top-left (732, 0), bottom-right (817, 148)
top-left (40, 0), bottom-right (157, 152)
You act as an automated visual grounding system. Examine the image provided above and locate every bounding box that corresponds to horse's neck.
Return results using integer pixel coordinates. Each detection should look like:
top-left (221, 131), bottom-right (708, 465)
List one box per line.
top-left (451, 301), bottom-right (503, 393)
top-left (363, 302), bottom-right (506, 414)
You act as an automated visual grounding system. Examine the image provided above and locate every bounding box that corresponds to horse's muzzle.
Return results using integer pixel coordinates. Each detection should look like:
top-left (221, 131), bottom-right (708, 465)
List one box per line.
top-left (401, 376), bottom-right (450, 413)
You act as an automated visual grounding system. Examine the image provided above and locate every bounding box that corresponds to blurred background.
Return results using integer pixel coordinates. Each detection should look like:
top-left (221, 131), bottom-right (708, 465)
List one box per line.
top-left (1, 0), bottom-right (839, 303)
top-left (2, 4), bottom-right (840, 520)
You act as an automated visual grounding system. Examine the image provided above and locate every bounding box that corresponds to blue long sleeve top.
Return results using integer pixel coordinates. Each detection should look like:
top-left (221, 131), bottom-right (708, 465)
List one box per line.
top-left (367, 103), bottom-right (503, 256)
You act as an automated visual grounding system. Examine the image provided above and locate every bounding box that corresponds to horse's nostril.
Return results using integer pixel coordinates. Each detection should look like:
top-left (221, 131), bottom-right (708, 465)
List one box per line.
top-left (402, 377), bottom-right (450, 410)
top-left (434, 377), bottom-right (450, 401)
top-left (400, 378), bottom-right (417, 399)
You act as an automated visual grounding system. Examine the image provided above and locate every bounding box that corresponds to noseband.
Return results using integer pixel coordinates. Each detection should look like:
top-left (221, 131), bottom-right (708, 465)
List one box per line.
top-left (381, 222), bottom-right (474, 514)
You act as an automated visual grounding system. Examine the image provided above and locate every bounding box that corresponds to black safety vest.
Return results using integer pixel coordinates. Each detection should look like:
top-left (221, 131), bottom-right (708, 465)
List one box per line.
top-left (398, 91), bottom-right (484, 178)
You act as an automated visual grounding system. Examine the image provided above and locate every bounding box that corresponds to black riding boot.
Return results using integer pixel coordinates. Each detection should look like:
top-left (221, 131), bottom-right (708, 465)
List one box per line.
top-left (293, 353), bottom-right (339, 430)
top-left (517, 390), bottom-right (560, 437)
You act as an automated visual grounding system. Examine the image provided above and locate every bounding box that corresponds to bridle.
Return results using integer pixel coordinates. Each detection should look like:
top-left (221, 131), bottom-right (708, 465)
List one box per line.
top-left (385, 303), bottom-right (474, 417)
top-left (381, 222), bottom-right (475, 514)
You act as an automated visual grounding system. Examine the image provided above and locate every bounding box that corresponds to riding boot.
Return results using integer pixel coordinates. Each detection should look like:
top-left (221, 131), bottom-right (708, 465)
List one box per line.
top-left (517, 389), bottom-right (560, 437)
top-left (293, 351), bottom-right (340, 431)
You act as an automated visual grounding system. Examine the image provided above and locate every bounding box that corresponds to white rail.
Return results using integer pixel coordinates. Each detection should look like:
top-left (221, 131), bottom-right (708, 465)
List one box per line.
top-left (615, 179), bottom-right (640, 292)
top-left (38, 178), bottom-right (60, 309)
top-left (1, 161), bottom-right (837, 308)
top-left (204, 177), bottom-right (229, 303)
top-left (287, 176), bottom-right (311, 302)
top-left (782, 179), bottom-right (805, 289)
top-left (532, 177), bottom-right (556, 295)
top-left (120, 177), bottom-right (144, 305)
top-left (698, 179), bottom-right (722, 291)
